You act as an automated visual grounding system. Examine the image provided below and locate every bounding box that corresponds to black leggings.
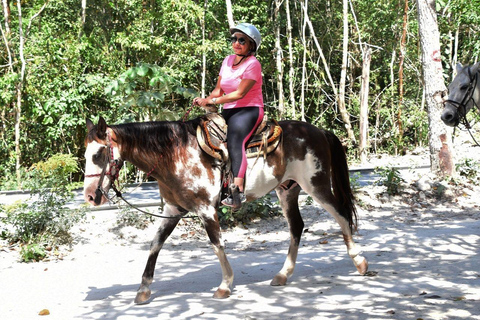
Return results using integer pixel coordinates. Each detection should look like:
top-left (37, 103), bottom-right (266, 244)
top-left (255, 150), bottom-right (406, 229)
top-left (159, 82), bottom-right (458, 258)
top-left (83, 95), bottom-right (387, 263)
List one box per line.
top-left (222, 107), bottom-right (264, 179)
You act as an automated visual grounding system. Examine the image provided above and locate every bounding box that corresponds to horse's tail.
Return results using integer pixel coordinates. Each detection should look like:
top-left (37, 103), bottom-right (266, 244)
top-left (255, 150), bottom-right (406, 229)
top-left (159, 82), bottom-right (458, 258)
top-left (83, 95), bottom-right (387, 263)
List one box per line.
top-left (324, 130), bottom-right (358, 232)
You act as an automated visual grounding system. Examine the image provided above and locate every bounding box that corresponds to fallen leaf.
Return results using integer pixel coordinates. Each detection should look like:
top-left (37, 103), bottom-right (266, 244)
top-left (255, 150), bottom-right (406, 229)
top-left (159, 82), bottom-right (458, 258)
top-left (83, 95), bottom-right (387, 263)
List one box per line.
top-left (319, 240), bottom-right (329, 244)
top-left (38, 309), bottom-right (50, 316)
top-left (387, 310), bottom-right (395, 314)
top-left (453, 296), bottom-right (466, 301)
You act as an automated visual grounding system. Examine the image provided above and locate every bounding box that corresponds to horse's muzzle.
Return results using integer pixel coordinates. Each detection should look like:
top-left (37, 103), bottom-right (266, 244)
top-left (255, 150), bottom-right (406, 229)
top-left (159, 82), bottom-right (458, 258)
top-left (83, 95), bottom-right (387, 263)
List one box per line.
top-left (441, 105), bottom-right (459, 127)
top-left (84, 183), bottom-right (108, 206)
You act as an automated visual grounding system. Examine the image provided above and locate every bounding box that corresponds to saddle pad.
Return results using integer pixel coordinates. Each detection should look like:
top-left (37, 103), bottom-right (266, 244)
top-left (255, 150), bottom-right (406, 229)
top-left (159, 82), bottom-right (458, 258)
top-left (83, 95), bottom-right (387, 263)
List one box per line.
top-left (196, 114), bottom-right (282, 161)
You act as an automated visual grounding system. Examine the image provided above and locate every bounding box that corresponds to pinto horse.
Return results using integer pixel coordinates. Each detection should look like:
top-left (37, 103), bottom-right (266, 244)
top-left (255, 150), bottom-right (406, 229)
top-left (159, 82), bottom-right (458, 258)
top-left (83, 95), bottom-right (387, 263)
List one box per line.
top-left (441, 62), bottom-right (480, 127)
top-left (83, 116), bottom-right (368, 304)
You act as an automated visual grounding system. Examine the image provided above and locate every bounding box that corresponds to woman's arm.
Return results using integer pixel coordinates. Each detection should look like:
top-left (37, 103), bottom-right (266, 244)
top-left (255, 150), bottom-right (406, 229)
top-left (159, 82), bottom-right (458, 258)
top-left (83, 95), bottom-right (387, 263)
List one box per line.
top-left (194, 78), bottom-right (256, 107)
top-left (193, 76), bottom-right (224, 107)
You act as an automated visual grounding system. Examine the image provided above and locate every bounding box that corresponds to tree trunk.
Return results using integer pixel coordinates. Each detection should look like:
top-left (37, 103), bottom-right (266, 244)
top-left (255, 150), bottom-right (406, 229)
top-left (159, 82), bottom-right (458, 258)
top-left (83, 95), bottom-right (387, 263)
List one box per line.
top-left (285, 0), bottom-right (296, 118)
top-left (78, 0), bottom-right (86, 39)
top-left (338, 0), bottom-right (349, 139)
top-left (300, 1), bottom-right (356, 141)
top-left (225, 0), bottom-right (235, 28)
top-left (2, 0), bottom-right (10, 34)
top-left (359, 47), bottom-right (371, 164)
top-left (397, 0), bottom-right (408, 143)
top-left (15, 0), bottom-right (25, 185)
top-left (274, 0), bottom-right (284, 118)
top-left (300, 0), bottom-right (308, 122)
top-left (0, 16), bottom-right (12, 71)
top-left (201, 0), bottom-right (207, 97)
top-left (416, 0), bottom-right (455, 176)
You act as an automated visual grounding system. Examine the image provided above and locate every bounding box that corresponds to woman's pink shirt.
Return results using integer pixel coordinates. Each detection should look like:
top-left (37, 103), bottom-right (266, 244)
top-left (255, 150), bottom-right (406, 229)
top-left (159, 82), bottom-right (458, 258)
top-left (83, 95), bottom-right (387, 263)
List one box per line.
top-left (219, 55), bottom-right (264, 109)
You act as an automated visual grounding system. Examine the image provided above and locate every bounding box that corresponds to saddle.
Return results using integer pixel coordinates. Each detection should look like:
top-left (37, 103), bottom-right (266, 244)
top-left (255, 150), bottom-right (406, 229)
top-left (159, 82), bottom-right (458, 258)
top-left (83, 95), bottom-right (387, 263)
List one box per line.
top-left (196, 113), bottom-right (282, 162)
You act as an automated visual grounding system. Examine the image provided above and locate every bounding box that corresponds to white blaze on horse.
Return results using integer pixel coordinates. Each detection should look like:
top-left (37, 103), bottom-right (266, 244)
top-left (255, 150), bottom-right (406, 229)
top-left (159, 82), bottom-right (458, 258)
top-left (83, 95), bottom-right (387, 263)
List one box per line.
top-left (83, 115), bottom-right (368, 304)
top-left (441, 62), bottom-right (480, 127)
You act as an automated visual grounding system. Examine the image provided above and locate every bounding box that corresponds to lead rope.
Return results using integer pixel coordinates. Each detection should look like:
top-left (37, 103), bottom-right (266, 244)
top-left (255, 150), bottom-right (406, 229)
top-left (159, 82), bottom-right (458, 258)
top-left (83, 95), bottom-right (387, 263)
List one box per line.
top-left (109, 181), bottom-right (197, 220)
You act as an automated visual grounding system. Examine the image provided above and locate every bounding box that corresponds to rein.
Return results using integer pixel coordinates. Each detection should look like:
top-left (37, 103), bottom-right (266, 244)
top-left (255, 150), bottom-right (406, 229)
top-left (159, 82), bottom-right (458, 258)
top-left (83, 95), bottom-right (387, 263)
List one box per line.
top-left (444, 66), bottom-right (480, 147)
top-left (87, 130), bottom-right (196, 220)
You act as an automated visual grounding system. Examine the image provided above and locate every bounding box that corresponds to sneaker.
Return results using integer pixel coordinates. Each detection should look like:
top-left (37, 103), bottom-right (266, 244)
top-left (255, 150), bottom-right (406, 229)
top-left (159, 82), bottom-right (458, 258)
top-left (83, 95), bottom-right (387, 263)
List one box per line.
top-left (221, 192), bottom-right (246, 208)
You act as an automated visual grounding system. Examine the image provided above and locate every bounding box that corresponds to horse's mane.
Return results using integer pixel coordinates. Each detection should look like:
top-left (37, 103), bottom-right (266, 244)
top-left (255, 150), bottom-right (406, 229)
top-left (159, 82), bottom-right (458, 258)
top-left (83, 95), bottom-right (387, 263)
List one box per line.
top-left (111, 118), bottom-right (201, 163)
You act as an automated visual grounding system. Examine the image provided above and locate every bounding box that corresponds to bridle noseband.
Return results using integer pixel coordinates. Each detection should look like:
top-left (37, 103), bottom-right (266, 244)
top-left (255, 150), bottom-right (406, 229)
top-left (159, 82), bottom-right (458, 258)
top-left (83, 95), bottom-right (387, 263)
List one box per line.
top-left (443, 66), bottom-right (479, 129)
top-left (85, 131), bottom-right (123, 205)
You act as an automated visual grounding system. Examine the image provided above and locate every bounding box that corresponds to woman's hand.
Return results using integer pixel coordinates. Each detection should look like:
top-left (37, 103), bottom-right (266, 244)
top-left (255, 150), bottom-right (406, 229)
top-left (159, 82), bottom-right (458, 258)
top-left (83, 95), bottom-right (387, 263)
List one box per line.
top-left (193, 97), bottom-right (218, 113)
top-left (193, 97), bottom-right (213, 107)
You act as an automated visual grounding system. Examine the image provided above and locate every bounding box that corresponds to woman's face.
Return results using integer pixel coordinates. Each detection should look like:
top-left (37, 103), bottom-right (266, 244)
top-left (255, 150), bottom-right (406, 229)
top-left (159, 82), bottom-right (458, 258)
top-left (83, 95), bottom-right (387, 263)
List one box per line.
top-left (231, 32), bottom-right (251, 56)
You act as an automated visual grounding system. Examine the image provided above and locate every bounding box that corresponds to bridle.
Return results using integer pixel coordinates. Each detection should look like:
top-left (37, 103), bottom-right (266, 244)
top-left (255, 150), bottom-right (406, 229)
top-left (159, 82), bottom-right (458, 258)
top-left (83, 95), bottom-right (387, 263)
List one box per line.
top-left (443, 66), bottom-right (480, 146)
top-left (84, 131), bottom-right (123, 205)
top-left (85, 130), bottom-right (196, 219)
top-left (443, 66), bottom-right (479, 129)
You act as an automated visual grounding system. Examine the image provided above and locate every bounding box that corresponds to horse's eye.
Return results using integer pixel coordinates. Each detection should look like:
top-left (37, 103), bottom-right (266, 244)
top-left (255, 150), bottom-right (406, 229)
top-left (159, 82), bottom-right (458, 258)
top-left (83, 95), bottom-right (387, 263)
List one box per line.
top-left (92, 148), bottom-right (106, 164)
top-left (460, 84), bottom-right (469, 90)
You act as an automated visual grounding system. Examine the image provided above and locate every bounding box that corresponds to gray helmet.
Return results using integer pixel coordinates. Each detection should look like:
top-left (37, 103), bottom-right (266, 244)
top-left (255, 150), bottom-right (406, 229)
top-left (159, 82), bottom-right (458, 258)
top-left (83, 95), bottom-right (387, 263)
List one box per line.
top-left (230, 23), bottom-right (261, 52)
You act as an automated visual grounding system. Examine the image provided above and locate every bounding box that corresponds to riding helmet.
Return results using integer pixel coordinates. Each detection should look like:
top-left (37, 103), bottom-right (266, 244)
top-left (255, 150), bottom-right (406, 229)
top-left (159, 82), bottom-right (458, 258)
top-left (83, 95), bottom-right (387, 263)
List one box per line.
top-left (230, 23), bottom-right (261, 52)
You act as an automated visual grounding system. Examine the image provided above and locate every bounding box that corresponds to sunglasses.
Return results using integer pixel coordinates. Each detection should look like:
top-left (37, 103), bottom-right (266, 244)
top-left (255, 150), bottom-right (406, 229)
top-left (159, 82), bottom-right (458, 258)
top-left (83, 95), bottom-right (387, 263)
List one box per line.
top-left (229, 36), bottom-right (247, 45)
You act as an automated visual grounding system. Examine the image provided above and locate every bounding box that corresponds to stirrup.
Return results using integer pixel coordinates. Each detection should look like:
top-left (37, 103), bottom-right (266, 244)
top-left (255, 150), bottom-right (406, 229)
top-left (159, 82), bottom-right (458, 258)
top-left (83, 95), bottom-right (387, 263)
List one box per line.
top-left (221, 185), bottom-right (245, 209)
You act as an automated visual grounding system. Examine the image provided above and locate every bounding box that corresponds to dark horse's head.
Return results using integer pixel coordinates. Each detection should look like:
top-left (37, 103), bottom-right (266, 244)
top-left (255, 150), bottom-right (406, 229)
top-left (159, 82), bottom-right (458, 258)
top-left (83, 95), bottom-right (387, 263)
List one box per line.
top-left (441, 62), bottom-right (480, 127)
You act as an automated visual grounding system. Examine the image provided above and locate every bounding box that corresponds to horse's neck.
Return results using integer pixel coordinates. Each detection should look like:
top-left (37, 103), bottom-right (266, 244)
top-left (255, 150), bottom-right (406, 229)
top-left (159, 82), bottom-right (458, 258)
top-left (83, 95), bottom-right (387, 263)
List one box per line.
top-left (114, 121), bottom-right (192, 168)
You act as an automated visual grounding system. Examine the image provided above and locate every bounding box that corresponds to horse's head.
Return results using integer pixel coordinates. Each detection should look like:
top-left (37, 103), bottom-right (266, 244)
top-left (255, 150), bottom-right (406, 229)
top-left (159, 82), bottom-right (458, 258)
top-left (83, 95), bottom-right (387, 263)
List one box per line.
top-left (441, 62), bottom-right (480, 127)
top-left (83, 117), bottom-right (122, 206)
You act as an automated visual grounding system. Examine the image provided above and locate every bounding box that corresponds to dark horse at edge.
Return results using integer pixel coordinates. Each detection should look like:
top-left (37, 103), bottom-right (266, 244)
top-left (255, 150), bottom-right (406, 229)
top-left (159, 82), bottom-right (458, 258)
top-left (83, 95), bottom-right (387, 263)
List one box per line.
top-left (83, 116), bottom-right (368, 304)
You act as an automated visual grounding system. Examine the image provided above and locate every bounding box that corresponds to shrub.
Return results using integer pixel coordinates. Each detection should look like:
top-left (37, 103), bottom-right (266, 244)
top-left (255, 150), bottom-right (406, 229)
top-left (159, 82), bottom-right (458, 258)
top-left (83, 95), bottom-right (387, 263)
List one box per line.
top-left (374, 166), bottom-right (405, 195)
top-left (219, 194), bottom-right (281, 227)
top-left (0, 154), bottom-right (86, 261)
top-left (456, 158), bottom-right (480, 185)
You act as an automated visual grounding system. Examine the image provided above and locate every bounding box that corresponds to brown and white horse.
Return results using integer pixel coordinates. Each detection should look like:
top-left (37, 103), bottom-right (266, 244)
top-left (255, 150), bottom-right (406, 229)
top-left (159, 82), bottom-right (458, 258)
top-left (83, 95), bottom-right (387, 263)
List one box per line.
top-left (83, 116), bottom-right (368, 304)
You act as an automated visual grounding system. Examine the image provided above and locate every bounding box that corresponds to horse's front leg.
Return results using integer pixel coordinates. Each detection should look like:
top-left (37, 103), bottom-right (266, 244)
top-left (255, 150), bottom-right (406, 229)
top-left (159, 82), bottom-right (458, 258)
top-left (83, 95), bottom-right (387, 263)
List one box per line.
top-left (271, 181), bottom-right (304, 286)
top-left (199, 206), bottom-right (234, 299)
top-left (134, 204), bottom-right (182, 304)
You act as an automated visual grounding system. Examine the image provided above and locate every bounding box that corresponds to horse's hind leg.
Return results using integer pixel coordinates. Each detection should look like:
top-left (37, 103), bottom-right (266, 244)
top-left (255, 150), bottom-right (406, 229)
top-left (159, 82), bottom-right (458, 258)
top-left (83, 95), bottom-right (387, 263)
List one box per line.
top-left (308, 185), bottom-right (368, 275)
top-left (134, 204), bottom-right (181, 304)
top-left (271, 181), bottom-right (304, 286)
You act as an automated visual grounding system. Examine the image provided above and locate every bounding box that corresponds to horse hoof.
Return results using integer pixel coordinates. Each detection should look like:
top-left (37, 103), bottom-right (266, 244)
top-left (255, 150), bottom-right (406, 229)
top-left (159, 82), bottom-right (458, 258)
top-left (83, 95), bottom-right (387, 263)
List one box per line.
top-left (134, 289), bottom-right (151, 304)
top-left (355, 257), bottom-right (369, 275)
top-left (270, 274), bottom-right (287, 286)
top-left (213, 288), bottom-right (231, 299)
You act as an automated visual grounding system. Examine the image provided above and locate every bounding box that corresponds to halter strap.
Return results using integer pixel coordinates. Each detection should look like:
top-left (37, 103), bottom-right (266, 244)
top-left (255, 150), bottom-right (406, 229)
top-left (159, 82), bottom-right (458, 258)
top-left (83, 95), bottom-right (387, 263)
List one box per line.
top-left (444, 66), bottom-right (480, 129)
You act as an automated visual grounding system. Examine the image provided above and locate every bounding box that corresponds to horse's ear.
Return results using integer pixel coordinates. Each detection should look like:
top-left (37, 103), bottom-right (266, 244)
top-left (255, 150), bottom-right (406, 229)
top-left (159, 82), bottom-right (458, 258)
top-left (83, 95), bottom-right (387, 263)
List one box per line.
top-left (471, 62), bottom-right (480, 74)
top-left (456, 63), bottom-right (464, 74)
top-left (97, 117), bottom-right (108, 139)
top-left (86, 118), bottom-right (94, 131)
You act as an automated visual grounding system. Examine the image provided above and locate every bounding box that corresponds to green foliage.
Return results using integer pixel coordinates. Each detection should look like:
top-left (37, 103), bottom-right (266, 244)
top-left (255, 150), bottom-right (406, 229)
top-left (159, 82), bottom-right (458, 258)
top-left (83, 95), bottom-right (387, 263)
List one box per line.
top-left (455, 158), bottom-right (480, 185)
top-left (349, 172), bottom-right (362, 194)
top-left (20, 243), bottom-right (47, 262)
top-left (374, 166), bottom-right (405, 196)
top-left (219, 194), bottom-right (281, 227)
top-left (0, 154), bottom-right (86, 258)
top-left (105, 63), bottom-right (198, 121)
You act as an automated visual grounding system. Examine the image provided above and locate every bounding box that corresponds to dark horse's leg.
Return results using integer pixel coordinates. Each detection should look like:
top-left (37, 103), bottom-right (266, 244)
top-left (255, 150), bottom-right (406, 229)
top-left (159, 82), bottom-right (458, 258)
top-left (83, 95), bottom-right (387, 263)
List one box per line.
top-left (135, 203), bottom-right (181, 304)
top-left (271, 181), bottom-right (304, 286)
